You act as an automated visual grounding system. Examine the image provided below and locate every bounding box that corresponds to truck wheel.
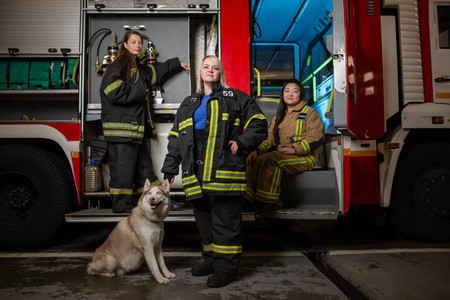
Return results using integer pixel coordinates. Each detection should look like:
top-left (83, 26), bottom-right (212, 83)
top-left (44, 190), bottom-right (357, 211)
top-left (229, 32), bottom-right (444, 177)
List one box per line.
top-left (0, 144), bottom-right (74, 249)
top-left (390, 142), bottom-right (450, 242)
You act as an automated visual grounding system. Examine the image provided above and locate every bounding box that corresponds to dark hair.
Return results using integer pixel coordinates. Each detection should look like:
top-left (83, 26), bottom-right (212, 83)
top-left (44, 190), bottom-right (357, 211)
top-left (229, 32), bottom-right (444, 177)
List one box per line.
top-left (273, 79), bottom-right (305, 145)
top-left (115, 31), bottom-right (143, 81)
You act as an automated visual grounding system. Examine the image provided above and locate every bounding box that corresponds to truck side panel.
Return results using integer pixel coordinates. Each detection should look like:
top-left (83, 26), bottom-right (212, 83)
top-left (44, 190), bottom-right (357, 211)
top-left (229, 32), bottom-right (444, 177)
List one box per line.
top-left (346, 0), bottom-right (385, 139)
top-left (221, 0), bottom-right (251, 94)
top-left (0, 0), bottom-right (81, 55)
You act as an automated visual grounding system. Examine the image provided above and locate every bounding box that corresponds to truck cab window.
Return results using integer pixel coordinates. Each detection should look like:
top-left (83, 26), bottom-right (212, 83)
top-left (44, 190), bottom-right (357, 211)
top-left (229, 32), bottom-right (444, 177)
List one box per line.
top-left (438, 6), bottom-right (450, 49)
top-left (252, 44), bottom-right (295, 96)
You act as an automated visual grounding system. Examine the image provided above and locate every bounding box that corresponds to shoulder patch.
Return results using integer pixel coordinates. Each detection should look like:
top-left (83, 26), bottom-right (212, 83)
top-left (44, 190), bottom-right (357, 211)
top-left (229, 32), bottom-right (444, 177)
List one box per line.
top-left (297, 112), bottom-right (308, 120)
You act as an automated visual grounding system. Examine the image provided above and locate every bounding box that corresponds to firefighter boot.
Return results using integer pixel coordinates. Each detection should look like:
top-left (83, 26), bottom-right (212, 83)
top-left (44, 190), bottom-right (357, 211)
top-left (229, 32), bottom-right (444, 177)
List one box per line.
top-left (253, 200), bottom-right (278, 212)
top-left (207, 272), bottom-right (236, 288)
top-left (191, 259), bottom-right (214, 276)
top-left (171, 199), bottom-right (185, 210)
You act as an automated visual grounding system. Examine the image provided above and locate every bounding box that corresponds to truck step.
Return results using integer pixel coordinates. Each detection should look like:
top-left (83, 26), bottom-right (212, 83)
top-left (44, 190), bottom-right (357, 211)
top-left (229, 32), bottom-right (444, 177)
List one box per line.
top-left (257, 208), bottom-right (338, 220)
top-left (65, 208), bottom-right (196, 223)
top-left (65, 207), bottom-right (337, 223)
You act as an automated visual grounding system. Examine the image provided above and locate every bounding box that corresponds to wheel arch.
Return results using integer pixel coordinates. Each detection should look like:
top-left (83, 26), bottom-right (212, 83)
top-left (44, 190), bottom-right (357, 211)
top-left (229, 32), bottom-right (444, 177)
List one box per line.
top-left (0, 123), bottom-right (82, 201)
top-left (0, 138), bottom-right (80, 200)
top-left (387, 130), bottom-right (450, 242)
top-left (380, 128), bottom-right (450, 208)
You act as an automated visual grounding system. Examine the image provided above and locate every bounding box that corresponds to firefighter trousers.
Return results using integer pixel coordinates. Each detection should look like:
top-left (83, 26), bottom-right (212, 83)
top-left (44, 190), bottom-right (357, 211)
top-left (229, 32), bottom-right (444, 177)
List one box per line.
top-left (191, 194), bottom-right (243, 275)
top-left (107, 140), bottom-right (160, 213)
top-left (246, 151), bottom-right (313, 204)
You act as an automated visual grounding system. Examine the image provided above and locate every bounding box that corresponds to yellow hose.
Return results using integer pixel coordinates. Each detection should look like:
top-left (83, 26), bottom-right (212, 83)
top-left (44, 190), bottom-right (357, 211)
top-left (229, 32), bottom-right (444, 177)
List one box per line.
top-left (205, 15), bottom-right (217, 56)
top-left (72, 58), bottom-right (79, 87)
top-left (326, 84), bottom-right (334, 113)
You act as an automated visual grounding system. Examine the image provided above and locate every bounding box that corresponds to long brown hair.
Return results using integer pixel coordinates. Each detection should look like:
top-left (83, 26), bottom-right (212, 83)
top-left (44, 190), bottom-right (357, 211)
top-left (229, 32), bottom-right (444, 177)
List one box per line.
top-left (273, 79), bottom-right (305, 145)
top-left (114, 31), bottom-right (142, 81)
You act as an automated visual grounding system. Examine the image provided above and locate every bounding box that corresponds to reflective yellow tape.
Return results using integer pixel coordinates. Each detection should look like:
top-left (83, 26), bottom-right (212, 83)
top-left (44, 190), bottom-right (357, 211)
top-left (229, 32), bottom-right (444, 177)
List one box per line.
top-left (350, 150), bottom-right (377, 157)
top-left (436, 93), bottom-right (450, 99)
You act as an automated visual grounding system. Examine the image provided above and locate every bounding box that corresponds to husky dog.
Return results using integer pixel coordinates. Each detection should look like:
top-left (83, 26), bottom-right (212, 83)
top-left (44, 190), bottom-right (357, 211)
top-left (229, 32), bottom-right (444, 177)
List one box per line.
top-left (87, 179), bottom-right (175, 284)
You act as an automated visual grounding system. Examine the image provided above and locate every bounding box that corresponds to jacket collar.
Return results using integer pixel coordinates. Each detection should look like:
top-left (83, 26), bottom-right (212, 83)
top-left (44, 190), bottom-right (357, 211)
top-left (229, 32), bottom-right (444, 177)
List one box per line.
top-left (212, 81), bottom-right (223, 94)
top-left (288, 100), bottom-right (307, 113)
top-left (200, 81), bottom-right (223, 97)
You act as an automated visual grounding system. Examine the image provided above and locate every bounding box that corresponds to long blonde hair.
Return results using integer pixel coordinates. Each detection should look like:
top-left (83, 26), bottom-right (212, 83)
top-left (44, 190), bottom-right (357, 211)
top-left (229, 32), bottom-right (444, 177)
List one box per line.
top-left (196, 55), bottom-right (229, 93)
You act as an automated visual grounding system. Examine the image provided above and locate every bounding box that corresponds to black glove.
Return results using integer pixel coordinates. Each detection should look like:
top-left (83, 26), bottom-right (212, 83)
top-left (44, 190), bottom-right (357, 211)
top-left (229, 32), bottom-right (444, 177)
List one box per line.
top-left (235, 140), bottom-right (246, 154)
top-left (164, 173), bottom-right (176, 181)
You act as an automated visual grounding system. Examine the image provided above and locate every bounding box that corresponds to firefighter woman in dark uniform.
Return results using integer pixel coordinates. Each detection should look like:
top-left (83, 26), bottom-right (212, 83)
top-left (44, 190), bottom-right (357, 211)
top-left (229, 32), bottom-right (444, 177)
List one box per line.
top-left (100, 31), bottom-right (190, 213)
top-left (162, 55), bottom-right (267, 287)
top-left (246, 79), bottom-right (325, 211)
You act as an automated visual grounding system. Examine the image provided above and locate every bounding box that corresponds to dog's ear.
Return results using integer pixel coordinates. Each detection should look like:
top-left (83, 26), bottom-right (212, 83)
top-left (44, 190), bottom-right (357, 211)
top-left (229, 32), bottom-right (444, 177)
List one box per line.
top-left (162, 179), bottom-right (170, 192)
top-left (144, 178), bottom-right (151, 190)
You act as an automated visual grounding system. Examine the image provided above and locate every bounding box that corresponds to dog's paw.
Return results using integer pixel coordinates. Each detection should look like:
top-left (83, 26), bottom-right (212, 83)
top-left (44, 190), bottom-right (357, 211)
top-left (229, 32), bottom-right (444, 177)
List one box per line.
top-left (158, 277), bottom-right (170, 284)
top-left (163, 271), bottom-right (176, 278)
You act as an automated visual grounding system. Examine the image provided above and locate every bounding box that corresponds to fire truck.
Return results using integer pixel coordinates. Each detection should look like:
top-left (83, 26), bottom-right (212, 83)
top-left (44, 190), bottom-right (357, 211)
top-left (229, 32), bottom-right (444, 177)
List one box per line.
top-left (0, 0), bottom-right (449, 249)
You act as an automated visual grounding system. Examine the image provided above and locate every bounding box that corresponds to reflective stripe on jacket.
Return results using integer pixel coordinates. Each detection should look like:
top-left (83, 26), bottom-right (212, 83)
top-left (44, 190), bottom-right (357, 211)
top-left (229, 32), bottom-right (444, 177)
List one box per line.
top-left (162, 84), bottom-right (268, 200)
top-left (100, 57), bottom-right (181, 142)
top-left (258, 100), bottom-right (324, 167)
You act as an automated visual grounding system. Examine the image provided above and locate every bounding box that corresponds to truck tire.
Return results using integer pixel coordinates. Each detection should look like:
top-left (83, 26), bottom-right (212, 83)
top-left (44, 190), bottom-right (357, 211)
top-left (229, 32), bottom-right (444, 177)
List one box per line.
top-left (0, 144), bottom-right (75, 249)
top-left (390, 142), bottom-right (450, 242)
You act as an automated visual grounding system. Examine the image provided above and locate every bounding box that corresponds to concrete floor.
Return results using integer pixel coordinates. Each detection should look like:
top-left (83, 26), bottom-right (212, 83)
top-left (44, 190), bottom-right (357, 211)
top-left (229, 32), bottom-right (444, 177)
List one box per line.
top-left (0, 254), bottom-right (347, 300)
top-left (324, 250), bottom-right (450, 300)
top-left (1, 219), bottom-right (450, 299)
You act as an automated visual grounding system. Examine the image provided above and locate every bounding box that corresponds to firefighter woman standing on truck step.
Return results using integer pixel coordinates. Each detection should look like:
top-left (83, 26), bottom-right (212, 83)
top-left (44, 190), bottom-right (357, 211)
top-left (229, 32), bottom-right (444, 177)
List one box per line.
top-left (100, 31), bottom-right (190, 213)
top-left (246, 78), bottom-right (325, 211)
top-left (161, 55), bottom-right (268, 288)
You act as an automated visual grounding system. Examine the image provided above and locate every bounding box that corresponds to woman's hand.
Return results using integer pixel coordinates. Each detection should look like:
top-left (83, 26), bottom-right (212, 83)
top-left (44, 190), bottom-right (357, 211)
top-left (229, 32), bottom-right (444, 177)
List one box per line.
top-left (278, 147), bottom-right (296, 155)
top-left (246, 150), bottom-right (258, 165)
top-left (228, 140), bottom-right (239, 155)
top-left (180, 62), bottom-right (191, 73)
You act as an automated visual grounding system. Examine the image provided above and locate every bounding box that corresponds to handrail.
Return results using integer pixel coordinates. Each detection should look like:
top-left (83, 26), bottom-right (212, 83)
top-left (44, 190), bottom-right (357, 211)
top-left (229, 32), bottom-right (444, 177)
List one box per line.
top-left (326, 84), bottom-right (334, 113)
top-left (301, 56), bottom-right (333, 103)
top-left (253, 67), bottom-right (261, 97)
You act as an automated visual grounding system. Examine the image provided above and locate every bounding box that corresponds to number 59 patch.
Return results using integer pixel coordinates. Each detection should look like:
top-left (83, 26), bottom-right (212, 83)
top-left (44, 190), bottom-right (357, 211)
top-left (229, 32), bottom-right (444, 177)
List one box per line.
top-left (223, 90), bottom-right (234, 97)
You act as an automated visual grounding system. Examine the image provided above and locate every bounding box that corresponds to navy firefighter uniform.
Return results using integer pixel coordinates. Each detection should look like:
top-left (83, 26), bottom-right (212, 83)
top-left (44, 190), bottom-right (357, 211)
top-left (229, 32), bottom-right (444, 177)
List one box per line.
top-left (100, 56), bottom-right (182, 213)
top-left (161, 82), bottom-right (267, 275)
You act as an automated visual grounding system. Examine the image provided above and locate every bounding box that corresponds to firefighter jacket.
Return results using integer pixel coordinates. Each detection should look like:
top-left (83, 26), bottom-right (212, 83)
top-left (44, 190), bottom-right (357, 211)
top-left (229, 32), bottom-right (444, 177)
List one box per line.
top-left (162, 83), bottom-right (268, 200)
top-left (258, 100), bottom-right (324, 167)
top-left (100, 57), bottom-right (182, 142)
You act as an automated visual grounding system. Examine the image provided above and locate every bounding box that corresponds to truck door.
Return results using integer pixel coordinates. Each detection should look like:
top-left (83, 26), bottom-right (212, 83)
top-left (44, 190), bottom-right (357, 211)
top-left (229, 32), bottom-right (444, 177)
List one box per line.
top-left (333, 0), bottom-right (383, 211)
top-left (430, 1), bottom-right (450, 104)
top-left (331, 0), bottom-right (348, 134)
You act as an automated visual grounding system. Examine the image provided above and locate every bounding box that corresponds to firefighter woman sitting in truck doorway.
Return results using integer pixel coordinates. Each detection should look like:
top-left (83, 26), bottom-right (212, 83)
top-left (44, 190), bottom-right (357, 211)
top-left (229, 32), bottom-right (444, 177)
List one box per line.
top-left (161, 55), bottom-right (267, 288)
top-left (100, 30), bottom-right (190, 213)
top-left (246, 78), bottom-right (325, 211)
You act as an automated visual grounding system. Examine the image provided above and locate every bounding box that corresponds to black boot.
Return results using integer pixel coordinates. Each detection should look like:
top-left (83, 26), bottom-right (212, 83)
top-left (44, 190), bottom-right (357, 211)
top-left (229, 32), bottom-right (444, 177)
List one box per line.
top-left (171, 199), bottom-right (185, 210)
top-left (191, 260), bottom-right (214, 276)
top-left (207, 272), bottom-right (236, 288)
top-left (253, 201), bottom-right (278, 212)
top-left (242, 198), bottom-right (254, 212)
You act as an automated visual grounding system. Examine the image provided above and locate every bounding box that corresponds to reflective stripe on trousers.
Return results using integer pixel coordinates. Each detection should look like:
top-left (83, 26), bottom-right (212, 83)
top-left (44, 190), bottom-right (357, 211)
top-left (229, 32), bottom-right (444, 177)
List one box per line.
top-left (246, 151), bottom-right (314, 204)
top-left (192, 194), bottom-right (243, 275)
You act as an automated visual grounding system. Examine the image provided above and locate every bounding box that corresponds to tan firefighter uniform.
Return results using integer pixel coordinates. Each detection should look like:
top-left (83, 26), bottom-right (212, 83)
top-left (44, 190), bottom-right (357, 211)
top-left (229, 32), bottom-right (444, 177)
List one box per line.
top-left (246, 100), bottom-right (325, 204)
